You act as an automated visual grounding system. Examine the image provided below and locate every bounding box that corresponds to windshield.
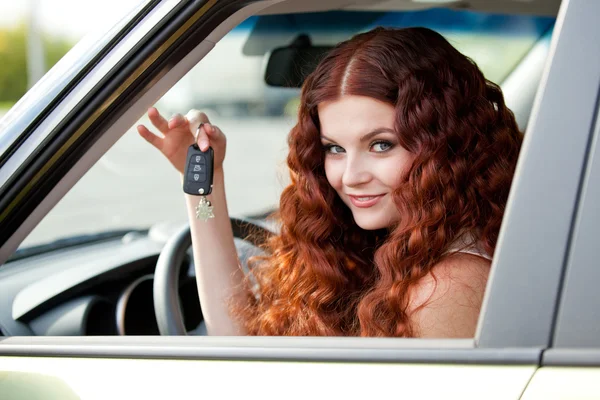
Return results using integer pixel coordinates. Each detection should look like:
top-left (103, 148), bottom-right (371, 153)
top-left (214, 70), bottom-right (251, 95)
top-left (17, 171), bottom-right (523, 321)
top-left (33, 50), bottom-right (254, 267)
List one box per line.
top-left (18, 8), bottom-right (555, 250)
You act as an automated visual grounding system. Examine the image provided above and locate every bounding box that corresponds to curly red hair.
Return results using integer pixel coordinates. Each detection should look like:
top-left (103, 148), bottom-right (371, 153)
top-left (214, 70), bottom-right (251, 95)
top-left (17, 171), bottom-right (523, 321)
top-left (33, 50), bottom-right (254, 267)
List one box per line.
top-left (231, 27), bottom-right (523, 336)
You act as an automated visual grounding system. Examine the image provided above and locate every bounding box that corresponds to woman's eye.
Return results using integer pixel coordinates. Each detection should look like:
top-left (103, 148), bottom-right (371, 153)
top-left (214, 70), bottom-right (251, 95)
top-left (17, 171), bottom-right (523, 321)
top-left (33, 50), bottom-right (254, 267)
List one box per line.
top-left (323, 144), bottom-right (345, 154)
top-left (371, 141), bottom-right (393, 152)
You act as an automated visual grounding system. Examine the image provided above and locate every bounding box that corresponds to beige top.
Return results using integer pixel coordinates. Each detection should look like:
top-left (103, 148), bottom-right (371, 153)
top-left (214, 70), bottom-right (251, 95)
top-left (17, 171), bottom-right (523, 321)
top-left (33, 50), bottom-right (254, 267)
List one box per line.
top-left (446, 233), bottom-right (492, 261)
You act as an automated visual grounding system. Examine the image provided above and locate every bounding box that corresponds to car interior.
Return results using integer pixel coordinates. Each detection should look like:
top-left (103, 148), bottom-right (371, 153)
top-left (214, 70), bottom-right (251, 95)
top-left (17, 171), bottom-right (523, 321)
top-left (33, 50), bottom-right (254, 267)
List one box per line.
top-left (0, 0), bottom-right (561, 338)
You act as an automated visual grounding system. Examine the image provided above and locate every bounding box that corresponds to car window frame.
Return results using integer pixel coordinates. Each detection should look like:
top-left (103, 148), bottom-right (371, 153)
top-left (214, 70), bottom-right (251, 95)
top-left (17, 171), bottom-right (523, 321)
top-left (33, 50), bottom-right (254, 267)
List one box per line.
top-left (550, 98), bottom-right (600, 350)
top-left (543, 1), bottom-right (600, 360)
top-left (476, 0), bottom-right (600, 349)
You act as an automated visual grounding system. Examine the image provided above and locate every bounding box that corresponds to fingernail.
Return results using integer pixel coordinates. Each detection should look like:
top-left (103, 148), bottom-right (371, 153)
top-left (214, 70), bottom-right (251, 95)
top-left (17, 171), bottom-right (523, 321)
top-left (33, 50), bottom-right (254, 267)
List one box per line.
top-left (199, 140), bottom-right (208, 150)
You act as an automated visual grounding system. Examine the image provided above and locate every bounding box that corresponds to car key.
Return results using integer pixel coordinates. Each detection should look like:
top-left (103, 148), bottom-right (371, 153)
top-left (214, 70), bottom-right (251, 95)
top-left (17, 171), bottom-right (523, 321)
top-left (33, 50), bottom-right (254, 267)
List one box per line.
top-left (183, 144), bottom-right (215, 221)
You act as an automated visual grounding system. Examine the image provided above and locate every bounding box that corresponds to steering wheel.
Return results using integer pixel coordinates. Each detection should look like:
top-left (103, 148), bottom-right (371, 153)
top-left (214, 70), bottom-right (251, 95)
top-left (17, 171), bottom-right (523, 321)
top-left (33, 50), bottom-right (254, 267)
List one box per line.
top-left (153, 217), bottom-right (273, 335)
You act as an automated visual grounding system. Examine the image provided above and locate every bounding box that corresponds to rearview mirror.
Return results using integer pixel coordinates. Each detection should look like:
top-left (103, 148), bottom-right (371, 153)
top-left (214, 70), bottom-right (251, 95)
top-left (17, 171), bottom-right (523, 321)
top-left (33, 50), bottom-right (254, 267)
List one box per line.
top-left (264, 34), bottom-right (332, 88)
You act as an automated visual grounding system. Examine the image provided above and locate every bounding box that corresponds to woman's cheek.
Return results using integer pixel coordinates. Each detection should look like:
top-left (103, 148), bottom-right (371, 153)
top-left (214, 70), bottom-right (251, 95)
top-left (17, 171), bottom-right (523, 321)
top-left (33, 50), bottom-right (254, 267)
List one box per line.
top-left (324, 159), bottom-right (343, 191)
top-left (387, 153), bottom-right (416, 186)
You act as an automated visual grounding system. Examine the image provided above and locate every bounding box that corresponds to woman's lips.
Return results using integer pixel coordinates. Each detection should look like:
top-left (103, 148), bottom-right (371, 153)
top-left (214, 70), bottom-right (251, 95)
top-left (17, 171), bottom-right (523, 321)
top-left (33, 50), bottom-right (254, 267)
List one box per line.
top-left (348, 194), bottom-right (384, 208)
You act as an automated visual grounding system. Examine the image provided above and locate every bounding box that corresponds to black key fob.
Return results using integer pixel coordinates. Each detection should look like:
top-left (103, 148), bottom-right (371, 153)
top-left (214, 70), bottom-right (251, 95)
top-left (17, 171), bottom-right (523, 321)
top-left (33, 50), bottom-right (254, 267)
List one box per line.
top-left (183, 144), bottom-right (214, 196)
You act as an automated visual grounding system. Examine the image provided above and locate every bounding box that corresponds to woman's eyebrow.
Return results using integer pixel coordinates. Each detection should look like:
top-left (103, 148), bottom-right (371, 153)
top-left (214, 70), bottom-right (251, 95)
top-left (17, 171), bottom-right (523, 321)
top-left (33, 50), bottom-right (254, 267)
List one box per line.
top-left (359, 128), bottom-right (396, 142)
top-left (320, 128), bottom-right (396, 143)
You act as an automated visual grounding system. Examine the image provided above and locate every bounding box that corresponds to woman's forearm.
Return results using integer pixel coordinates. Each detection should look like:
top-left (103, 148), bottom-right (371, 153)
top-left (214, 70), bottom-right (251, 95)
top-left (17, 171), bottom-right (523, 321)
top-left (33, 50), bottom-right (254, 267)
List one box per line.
top-left (186, 168), bottom-right (246, 335)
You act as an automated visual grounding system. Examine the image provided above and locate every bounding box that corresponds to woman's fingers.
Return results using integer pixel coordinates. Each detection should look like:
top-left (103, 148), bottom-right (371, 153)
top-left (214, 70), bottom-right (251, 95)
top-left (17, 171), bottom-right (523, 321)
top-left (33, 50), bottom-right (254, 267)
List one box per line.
top-left (204, 123), bottom-right (224, 141)
top-left (168, 113), bottom-right (188, 130)
top-left (196, 124), bottom-right (210, 152)
top-left (139, 106), bottom-right (222, 154)
top-left (137, 124), bottom-right (162, 150)
top-left (184, 110), bottom-right (214, 151)
top-left (147, 107), bottom-right (170, 134)
top-left (196, 123), bottom-right (226, 152)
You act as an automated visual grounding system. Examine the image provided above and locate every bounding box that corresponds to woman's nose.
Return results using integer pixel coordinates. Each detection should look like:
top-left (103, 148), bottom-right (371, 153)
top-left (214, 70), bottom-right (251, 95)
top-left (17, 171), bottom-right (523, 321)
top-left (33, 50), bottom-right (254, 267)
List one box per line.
top-left (342, 155), bottom-right (372, 187)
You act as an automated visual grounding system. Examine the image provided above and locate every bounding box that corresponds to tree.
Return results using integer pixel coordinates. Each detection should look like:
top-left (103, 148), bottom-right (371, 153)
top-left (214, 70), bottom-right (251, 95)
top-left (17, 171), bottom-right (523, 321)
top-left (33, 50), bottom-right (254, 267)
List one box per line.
top-left (0, 23), bottom-right (73, 104)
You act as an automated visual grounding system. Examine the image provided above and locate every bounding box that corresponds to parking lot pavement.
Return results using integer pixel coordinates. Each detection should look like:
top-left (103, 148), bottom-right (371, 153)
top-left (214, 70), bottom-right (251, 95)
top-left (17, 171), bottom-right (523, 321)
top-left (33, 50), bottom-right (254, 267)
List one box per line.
top-left (20, 116), bottom-right (295, 248)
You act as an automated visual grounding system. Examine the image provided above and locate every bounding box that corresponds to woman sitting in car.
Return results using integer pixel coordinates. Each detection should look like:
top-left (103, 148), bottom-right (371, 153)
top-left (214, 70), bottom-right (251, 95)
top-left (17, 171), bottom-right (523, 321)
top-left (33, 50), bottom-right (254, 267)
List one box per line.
top-left (138, 26), bottom-right (522, 337)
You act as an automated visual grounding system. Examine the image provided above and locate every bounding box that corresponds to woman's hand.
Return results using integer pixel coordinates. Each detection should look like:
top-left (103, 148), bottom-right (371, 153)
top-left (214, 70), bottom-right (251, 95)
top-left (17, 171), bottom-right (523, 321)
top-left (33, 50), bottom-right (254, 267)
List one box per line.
top-left (137, 107), bottom-right (227, 174)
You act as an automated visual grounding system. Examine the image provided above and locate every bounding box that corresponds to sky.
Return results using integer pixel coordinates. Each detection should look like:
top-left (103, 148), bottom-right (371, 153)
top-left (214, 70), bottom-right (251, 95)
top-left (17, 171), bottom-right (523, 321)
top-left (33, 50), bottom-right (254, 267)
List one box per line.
top-left (0, 0), bottom-right (145, 40)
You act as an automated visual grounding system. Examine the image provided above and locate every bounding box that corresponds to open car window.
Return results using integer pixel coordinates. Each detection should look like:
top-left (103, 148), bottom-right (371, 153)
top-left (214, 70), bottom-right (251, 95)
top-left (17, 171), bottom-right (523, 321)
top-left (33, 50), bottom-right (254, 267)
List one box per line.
top-left (18, 8), bottom-right (554, 252)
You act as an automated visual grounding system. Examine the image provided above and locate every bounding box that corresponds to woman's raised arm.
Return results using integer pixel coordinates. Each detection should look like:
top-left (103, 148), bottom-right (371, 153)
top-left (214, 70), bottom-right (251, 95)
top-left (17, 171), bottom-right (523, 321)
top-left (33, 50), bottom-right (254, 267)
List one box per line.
top-left (138, 108), bottom-right (246, 335)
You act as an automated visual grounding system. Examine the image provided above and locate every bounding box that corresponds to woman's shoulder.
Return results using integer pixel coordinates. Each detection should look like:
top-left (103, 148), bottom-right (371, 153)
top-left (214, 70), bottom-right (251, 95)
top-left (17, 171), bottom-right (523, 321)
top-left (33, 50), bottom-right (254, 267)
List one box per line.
top-left (406, 252), bottom-right (491, 338)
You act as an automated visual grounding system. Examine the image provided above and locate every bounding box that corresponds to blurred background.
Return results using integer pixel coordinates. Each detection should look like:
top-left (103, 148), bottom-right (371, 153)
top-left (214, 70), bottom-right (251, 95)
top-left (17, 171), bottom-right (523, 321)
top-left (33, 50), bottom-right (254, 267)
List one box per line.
top-left (0, 0), bottom-right (141, 117)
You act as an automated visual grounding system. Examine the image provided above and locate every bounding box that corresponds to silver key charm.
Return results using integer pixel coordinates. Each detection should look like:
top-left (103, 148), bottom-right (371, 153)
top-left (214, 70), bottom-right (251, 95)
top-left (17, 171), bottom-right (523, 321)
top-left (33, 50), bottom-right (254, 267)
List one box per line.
top-left (195, 188), bottom-right (214, 221)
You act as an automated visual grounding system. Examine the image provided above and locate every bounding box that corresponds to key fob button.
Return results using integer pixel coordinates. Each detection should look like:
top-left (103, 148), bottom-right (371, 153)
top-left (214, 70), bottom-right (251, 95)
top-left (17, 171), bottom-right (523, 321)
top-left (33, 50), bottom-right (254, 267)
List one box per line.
top-left (192, 164), bottom-right (203, 172)
top-left (194, 155), bottom-right (206, 164)
top-left (188, 172), bottom-right (206, 182)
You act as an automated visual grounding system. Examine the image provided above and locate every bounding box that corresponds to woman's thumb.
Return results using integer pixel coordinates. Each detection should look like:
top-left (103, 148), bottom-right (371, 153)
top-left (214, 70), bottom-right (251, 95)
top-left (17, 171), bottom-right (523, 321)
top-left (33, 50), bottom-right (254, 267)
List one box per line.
top-left (185, 109), bottom-right (210, 129)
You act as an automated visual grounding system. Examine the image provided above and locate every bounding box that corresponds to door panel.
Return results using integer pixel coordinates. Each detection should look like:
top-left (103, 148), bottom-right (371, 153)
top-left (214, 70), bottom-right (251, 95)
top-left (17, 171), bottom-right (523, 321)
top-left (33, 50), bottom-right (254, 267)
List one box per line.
top-left (521, 367), bottom-right (600, 399)
top-left (0, 355), bottom-right (536, 400)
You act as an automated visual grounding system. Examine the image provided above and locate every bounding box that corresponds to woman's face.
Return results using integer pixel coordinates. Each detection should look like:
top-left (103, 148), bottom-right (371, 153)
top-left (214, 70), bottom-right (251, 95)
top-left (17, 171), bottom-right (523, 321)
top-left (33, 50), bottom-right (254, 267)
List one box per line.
top-left (318, 95), bottom-right (416, 230)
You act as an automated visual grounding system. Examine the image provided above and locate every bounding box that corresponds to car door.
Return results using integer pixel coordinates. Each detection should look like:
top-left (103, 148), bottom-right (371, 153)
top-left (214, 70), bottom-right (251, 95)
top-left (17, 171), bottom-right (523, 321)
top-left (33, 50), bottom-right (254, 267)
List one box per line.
top-left (522, 96), bottom-right (600, 397)
top-left (521, 2), bottom-right (600, 396)
top-left (0, 0), bottom-right (594, 399)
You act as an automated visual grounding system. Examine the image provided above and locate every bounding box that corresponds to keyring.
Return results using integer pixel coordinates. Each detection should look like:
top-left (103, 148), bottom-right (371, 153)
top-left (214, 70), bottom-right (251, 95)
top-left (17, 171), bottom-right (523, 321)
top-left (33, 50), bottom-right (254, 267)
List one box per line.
top-left (194, 122), bottom-right (204, 141)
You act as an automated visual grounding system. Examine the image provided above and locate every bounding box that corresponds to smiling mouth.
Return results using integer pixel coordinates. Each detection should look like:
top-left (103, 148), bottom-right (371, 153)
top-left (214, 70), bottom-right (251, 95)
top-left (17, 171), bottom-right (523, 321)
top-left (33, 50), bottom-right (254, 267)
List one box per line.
top-left (348, 194), bottom-right (385, 208)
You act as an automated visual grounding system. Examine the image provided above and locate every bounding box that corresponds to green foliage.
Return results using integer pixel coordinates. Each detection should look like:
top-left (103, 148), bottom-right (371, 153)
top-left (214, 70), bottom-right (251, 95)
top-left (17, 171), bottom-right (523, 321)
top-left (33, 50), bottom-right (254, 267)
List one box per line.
top-left (0, 101), bottom-right (15, 110)
top-left (0, 23), bottom-right (74, 103)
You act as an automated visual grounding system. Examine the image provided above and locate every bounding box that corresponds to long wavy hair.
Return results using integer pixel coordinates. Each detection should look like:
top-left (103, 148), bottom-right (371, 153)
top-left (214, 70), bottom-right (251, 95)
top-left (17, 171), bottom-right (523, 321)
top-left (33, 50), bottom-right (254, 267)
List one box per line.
top-left (231, 27), bottom-right (523, 336)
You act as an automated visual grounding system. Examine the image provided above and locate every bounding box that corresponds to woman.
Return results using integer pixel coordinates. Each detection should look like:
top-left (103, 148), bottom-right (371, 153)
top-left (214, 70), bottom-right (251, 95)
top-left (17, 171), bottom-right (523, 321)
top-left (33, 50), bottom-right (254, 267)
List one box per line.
top-left (137, 27), bottom-right (522, 337)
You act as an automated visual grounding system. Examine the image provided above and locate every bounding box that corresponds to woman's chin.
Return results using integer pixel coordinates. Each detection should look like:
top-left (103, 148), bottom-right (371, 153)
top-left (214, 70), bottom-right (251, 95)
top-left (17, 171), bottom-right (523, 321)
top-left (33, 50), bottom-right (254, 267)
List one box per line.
top-left (353, 215), bottom-right (393, 231)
